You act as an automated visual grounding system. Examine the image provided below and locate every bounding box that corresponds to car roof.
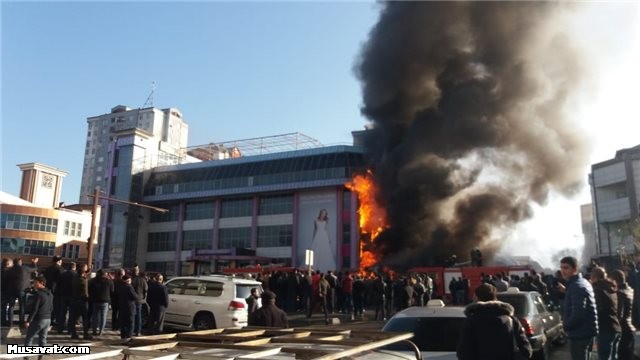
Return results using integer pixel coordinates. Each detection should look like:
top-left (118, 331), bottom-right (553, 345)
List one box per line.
top-left (389, 305), bottom-right (467, 319)
top-left (167, 275), bottom-right (262, 285)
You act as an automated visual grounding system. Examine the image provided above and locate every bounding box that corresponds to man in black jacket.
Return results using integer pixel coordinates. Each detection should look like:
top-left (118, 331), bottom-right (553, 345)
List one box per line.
top-left (457, 283), bottom-right (532, 360)
top-left (24, 276), bottom-right (53, 351)
top-left (56, 262), bottom-right (76, 333)
top-left (249, 290), bottom-right (288, 328)
top-left (146, 273), bottom-right (169, 335)
top-left (591, 266), bottom-right (621, 360)
top-left (130, 265), bottom-right (148, 336)
top-left (118, 275), bottom-right (140, 340)
top-left (88, 269), bottom-right (114, 335)
top-left (69, 264), bottom-right (91, 340)
top-left (9, 257), bottom-right (38, 327)
top-left (43, 256), bottom-right (62, 326)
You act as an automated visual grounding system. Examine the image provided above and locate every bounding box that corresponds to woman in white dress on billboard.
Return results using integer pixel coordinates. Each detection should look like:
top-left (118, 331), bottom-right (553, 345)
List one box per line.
top-left (310, 209), bottom-right (336, 272)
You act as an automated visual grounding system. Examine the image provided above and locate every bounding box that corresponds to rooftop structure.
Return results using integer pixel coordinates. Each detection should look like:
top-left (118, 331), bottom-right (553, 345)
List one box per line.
top-left (185, 132), bottom-right (323, 161)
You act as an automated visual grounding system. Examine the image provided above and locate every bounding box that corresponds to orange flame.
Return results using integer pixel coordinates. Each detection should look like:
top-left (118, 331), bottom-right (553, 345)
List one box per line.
top-left (345, 170), bottom-right (388, 273)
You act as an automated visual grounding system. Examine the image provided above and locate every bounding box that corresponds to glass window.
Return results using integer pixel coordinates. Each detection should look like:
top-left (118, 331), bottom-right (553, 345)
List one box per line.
top-left (496, 294), bottom-right (528, 317)
top-left (218, 227), bottom-right (251, 249)
top-left (200, 281), bottom-right (224, 297)
top-left (220, 199), bottom-right (252, 218)
top-left (257, 225), bottom-right (292, 247)
top-left (149, 205), bottom-right (180, 223)
top-left (236, 284), bottom-right (261, 299)
top-left (258, 195), bottom-right (293, 215)
top-left (182, 230), bottom-right (212, 250)
top-left (185, 202), bottom-right (214, 220)
top-left (166, 279), bottom-right (187, 295)
top-left (147, 232), bottom-right (177, 252)
top-left (383, 317), bottom-right (465, 352)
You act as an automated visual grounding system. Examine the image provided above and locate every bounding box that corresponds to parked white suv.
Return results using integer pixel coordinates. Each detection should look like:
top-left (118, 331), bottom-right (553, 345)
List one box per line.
top-left (164, 275), bottom-right (263, 330)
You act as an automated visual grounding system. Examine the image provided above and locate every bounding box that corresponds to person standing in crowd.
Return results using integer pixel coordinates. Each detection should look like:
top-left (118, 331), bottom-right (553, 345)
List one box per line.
top-left (457, 283), bottom-right (532, 360)
top-left (43, 256), bottom-right (63, 326)
top-left (69, 263), bottom-right (91, 340)
top-left (88, 269), bottom-right (114, 336)
top-left (424, 275), bottom-right (434, 303)
top-left (372, 273), bottom-right (386, 321)
top-left (146, 273), bottom-right (168, 335)
top-left (111, 268), bottom-right (125, 331)
top-left (24, 276), bottom-right (53, 356)
top-left (341, 273), bottom-right (353, 314)
top-left (56, 262), bottom-right (76, 333)
top-left (494, 273), bottom-right (509, 292)
top-left (118, 275), bottom-right (141, 340)
top-left (558, 256), bottom-right (598, 360)
top-left (413, 277), bottom-right (426, 307)
top-left (591, 266), bottom-right (621, 360)
top-left (307, 273), bottom-right (330, 324)
top-left (326, 270), bottom-right (337, 314)
top-left (608, 269), bottom-right (635, 360)
top-left (246, 287), bottom-right (260, 316)
top-left (248, 290), bottom-right (288, 328)
top-left (352, 275), bottom-right (366, 318)
top-left (0, 258), bottom-right (14, 326)
top-left (131, 265), bottom-right (148, 337)
top-left (9, 257), bottom-right (39, 327)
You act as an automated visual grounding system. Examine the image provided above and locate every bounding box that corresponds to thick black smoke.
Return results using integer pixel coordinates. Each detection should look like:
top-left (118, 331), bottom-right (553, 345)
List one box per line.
top-left (355, 2), bottom-right (588, 266)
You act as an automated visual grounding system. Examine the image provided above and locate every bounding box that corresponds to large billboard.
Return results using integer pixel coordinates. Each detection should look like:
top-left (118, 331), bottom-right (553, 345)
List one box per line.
top-left (297, 190), bottom-right (338, 272)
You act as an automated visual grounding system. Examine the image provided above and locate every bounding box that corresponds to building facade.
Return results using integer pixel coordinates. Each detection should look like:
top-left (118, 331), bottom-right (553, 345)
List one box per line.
top-left (1, 164), bottom-right (93, 264)
top-left (98, 144), bottom-right (367, 275)
top-left (589, 144), bottom-right (640, 260)
top-left (79, 105), bottom-right (189, 204)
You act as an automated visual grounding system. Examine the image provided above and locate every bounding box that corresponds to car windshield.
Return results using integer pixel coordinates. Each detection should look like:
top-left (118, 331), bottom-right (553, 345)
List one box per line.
top-left (383, 317), bottom-right (465, 352)
top-left (496, 294), bottom-right (527, 317)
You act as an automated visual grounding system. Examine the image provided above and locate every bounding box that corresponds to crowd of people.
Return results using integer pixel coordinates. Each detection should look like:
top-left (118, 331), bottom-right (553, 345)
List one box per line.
top-left (5, 254), bottom-right (640, 360)
top-left (1, 256), bottom-right (169, 347)
top-left (250, 269), bottom-right (435, 323)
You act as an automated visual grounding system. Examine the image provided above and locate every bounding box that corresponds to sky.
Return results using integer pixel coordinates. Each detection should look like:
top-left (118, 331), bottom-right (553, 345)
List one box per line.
top-left (2, 1), bottom-right (639, 268)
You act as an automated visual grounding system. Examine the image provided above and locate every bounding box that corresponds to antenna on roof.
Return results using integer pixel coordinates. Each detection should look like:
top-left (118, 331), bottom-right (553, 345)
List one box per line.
top-left (142, 81), bottom-right (156, 108)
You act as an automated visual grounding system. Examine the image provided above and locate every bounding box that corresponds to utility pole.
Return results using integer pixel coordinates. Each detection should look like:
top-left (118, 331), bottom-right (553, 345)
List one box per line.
top-left (86, 189), bottom-right (168, 270)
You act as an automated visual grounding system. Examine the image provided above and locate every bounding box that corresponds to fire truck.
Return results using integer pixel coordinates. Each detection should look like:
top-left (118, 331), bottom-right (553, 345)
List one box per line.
top-left (409, 265), bottom-right (534, 302)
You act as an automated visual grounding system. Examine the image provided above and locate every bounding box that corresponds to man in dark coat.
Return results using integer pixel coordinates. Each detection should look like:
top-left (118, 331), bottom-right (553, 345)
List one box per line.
top-left (591, 266), bottom-right (621, 360)
top-left (609, 269), bottom-right (635, 360)
top-left (56, 262), bottom-right (76, 333)
top-left (248, 290), bottom-right (288, 328)
top-left (88, 269), bottom-right (114, 336)
top-left (9, 257), bottom-right (38, 326)
top-left (146, 273), bottom-right (169, 335)
top-left (111, 268), bottom-right (125, 331)
top-left (457, 283), bottom-right (532, 360)
top-left (118, 275), bottom-right (141, 340)
top-left (130, 265), bottom-right (148, 336)
top-left (69, 264), bottom-right (91, 340)
top-left (559, 256), bottom-right (598, 360)
top-left (24, 276), bottom-right (53, 354)
top-left (43, 256), bottom-right (63, 326)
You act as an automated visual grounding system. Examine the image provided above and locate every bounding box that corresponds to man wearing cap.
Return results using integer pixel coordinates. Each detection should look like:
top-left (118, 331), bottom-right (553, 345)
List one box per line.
top-left (248, 290), bottom-right (288, 328)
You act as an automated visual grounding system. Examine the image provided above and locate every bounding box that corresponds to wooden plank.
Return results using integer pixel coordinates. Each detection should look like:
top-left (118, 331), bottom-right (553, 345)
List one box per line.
top-left (126, 341), bottom-right (180, 351)
top-left (311, 332), bottom-right (415, 360)
top-left (56, 349), bottom-right (124, 360)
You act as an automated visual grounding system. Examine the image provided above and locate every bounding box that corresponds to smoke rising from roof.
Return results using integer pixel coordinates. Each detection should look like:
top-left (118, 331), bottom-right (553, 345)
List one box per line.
top-left (355, 2), bottom-right (588, 266)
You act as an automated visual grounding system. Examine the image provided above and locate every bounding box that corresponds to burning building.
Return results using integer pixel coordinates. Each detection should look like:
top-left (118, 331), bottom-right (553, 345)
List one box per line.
top-left (351, 2), bottom-right (589, 267)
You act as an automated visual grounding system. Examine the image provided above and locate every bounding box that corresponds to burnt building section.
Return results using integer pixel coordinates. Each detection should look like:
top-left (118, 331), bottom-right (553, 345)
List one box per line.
top-left (353, 2), bottom-right (588, 266)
